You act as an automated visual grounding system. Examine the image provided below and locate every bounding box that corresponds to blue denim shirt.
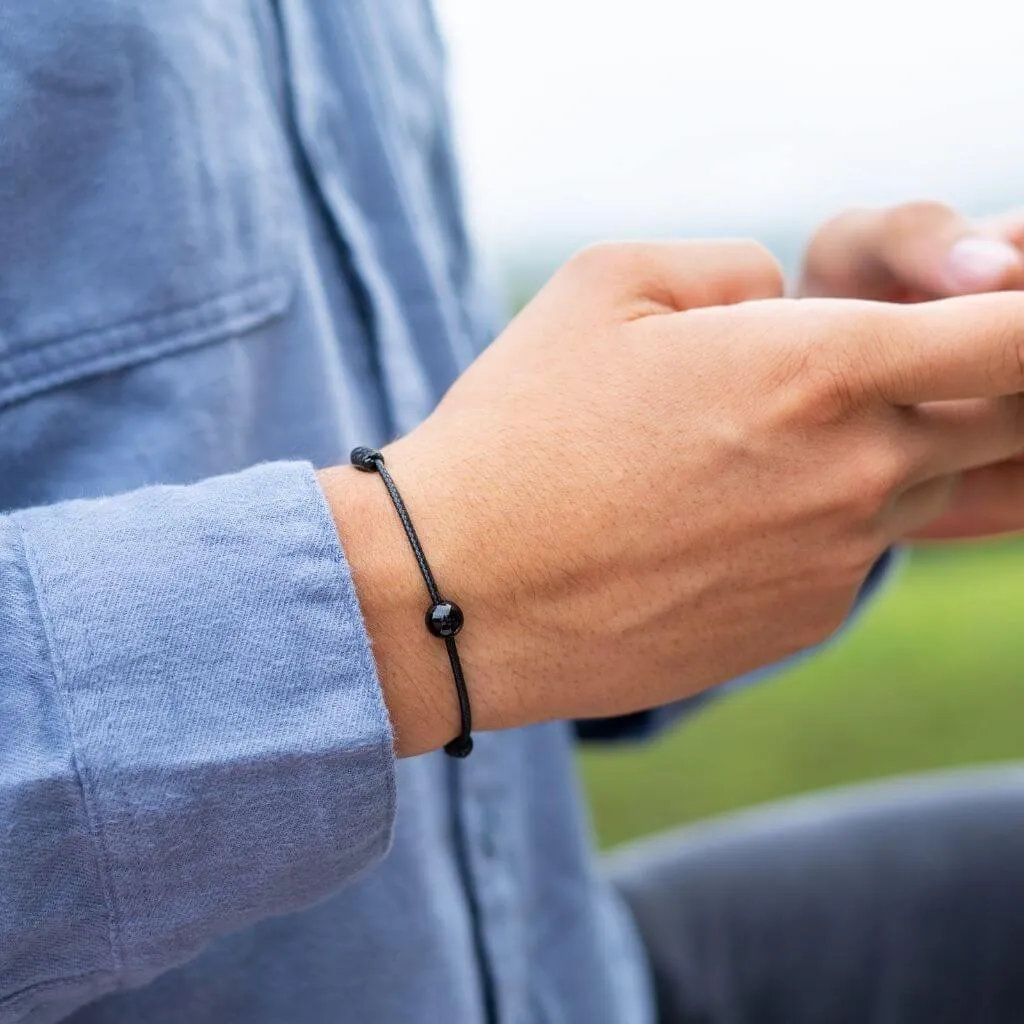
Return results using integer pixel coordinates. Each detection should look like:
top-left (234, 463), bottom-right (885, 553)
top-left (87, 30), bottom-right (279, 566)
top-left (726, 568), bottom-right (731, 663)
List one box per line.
top-left (0, 4), bottom-right (657, 1022)
top-left (0, 4), bottom-right (889, 1022)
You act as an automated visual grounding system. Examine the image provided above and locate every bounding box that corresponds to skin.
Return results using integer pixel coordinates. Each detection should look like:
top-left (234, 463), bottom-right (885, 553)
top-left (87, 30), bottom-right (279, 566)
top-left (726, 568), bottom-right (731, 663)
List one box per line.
top-left (801, 202), bottom-right (1024, 539)
top-left (320, 206), bottom-right (1024, 757)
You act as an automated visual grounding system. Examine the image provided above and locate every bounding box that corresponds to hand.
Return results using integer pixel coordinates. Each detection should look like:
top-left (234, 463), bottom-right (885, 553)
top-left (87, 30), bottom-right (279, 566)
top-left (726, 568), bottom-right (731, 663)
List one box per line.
top-left (322, 241), bottom-right (1024, 754)
top-left (800, 201), bottom-right (1024, 540)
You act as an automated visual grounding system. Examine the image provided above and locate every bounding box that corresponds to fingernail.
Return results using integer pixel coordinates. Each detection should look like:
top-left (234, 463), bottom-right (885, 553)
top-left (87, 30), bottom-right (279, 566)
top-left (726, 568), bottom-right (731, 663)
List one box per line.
top-left (944, 237), bottom-right (1022, 290)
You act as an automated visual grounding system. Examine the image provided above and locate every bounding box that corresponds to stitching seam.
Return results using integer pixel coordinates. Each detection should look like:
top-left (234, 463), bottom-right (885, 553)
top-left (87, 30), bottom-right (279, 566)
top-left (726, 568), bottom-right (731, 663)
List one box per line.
top-left (0, 273), bottom-right (293, 411)
top-left (0, 272), bottom-right (286, 362)
top-left (12, 520), bottom-right (124, 978)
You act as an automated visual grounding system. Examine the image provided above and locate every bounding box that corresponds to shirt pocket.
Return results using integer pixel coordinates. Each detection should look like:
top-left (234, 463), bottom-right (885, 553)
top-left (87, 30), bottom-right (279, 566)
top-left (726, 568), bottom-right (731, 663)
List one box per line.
top-left (0, 1), bottom-right (293, 410)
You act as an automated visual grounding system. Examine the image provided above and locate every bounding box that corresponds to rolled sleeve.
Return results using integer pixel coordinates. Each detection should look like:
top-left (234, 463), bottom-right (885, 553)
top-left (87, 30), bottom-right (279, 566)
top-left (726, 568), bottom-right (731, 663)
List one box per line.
top-left (2, 462), bottom-right (395, 1017)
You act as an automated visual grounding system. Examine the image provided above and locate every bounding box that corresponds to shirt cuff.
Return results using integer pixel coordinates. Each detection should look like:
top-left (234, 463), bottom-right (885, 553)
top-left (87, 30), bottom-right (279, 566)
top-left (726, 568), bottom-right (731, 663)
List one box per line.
top-left (11, 461), bottom-right (395, 992)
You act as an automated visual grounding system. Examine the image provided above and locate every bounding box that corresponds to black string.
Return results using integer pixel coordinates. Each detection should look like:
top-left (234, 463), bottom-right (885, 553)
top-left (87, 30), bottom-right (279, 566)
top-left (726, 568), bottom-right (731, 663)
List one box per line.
top-left (442, 635), bottom-right (473, 753)
top-left (373, 460), bottom-right (441, 601)
top-left (350, 446), bottom-right (473, 757)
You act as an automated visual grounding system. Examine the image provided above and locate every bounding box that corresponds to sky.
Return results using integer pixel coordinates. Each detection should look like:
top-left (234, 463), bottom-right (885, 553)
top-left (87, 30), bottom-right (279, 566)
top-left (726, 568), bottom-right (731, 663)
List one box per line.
top-left (435, 0), bottom-right (1024, 267)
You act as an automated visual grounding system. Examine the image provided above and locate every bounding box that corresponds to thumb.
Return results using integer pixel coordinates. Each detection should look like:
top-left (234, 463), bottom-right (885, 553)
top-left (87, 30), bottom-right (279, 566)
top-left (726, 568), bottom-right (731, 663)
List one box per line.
top-left (881, 202), bottom-right (1024, 297)
top-left (556, 239), bottom-right (785, 316)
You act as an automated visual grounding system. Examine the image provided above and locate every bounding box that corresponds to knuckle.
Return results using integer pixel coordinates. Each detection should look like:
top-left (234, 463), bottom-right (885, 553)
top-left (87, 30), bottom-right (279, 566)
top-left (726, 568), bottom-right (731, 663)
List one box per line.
top-left (1003, 331), bottom-right (1024, 391)
top-left (783, 303), bottom-right (904, 416)
top-left (724, 239), bottom-right (785, 300)
top-left (834, 442), bottom-right (911, 518)
top-left (565, 241), bottom-right (638, 280)
top-left (849, 303), bottom-right (915, 402)
top-left (782, 334), bottom-right (860, 421)
top-left (972, 314), bottom-right (1024, 394)
top-left (853, 299), bottom-right (900, 346)
top-left (859, 444), bottom-right (910, 497)
top-left (814, 361), bottom-right (860, 419)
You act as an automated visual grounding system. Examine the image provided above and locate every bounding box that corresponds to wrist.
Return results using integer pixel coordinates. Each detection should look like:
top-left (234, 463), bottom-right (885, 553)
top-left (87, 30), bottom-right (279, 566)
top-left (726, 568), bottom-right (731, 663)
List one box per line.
top-left (318, 444), bottom-right (514, 756)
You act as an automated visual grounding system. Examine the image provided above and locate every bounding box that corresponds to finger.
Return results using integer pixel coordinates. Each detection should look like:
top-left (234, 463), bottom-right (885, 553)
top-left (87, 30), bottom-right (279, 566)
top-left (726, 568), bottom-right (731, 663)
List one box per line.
top-left (886, 473), bottom-right (959, 539)
top-left (879, 203), bottom-right (1024, 297)
top-left (800, 208), bottom-right (896, 298)
top-left (842, 292), bottom-right (1024, 403)
top-left (902, 396), bottom-right (1024, 480)
top-left (909, 460), bottom-right (1024, 540)
top-left (802, 203), bottom-right (1024, 300)
top-left (562, 239), bottom-right (785, 315)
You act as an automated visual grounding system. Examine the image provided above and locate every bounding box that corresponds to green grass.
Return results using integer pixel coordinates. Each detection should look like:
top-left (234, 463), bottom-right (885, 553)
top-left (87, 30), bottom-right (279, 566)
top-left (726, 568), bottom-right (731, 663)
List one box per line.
top-left (580, 540), bottom-right (1024, 848)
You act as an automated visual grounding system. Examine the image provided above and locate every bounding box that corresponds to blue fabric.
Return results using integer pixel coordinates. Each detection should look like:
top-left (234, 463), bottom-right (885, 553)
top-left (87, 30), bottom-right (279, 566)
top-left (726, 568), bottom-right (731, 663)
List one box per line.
top-left (0, 4), bottom-right (888, 1023)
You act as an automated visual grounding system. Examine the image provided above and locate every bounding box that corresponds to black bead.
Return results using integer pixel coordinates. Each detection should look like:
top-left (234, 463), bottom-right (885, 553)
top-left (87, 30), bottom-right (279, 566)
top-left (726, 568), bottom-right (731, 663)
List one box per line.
top-left (350, 446), bottom-right (384, 472)
top-left (444, 734), bottom-right (474, 758)
top-left (425, 600), bottom-right (464, 638)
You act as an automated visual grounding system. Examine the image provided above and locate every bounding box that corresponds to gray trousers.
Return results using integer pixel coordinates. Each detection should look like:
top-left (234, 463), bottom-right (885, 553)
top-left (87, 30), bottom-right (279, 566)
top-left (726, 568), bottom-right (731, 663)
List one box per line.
top-left (608, 767), bottom-right (1024, 1024)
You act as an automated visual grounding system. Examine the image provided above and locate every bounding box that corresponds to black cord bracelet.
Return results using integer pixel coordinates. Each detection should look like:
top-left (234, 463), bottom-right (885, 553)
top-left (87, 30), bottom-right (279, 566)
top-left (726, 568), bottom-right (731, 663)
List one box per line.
top-left (350, 446), bottom-right (474, 758)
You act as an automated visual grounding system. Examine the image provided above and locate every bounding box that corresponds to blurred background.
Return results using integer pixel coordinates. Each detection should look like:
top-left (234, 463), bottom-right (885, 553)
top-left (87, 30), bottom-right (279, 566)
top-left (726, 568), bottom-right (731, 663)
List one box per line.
top-left (436, 0), bottom-right (1024, 849)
